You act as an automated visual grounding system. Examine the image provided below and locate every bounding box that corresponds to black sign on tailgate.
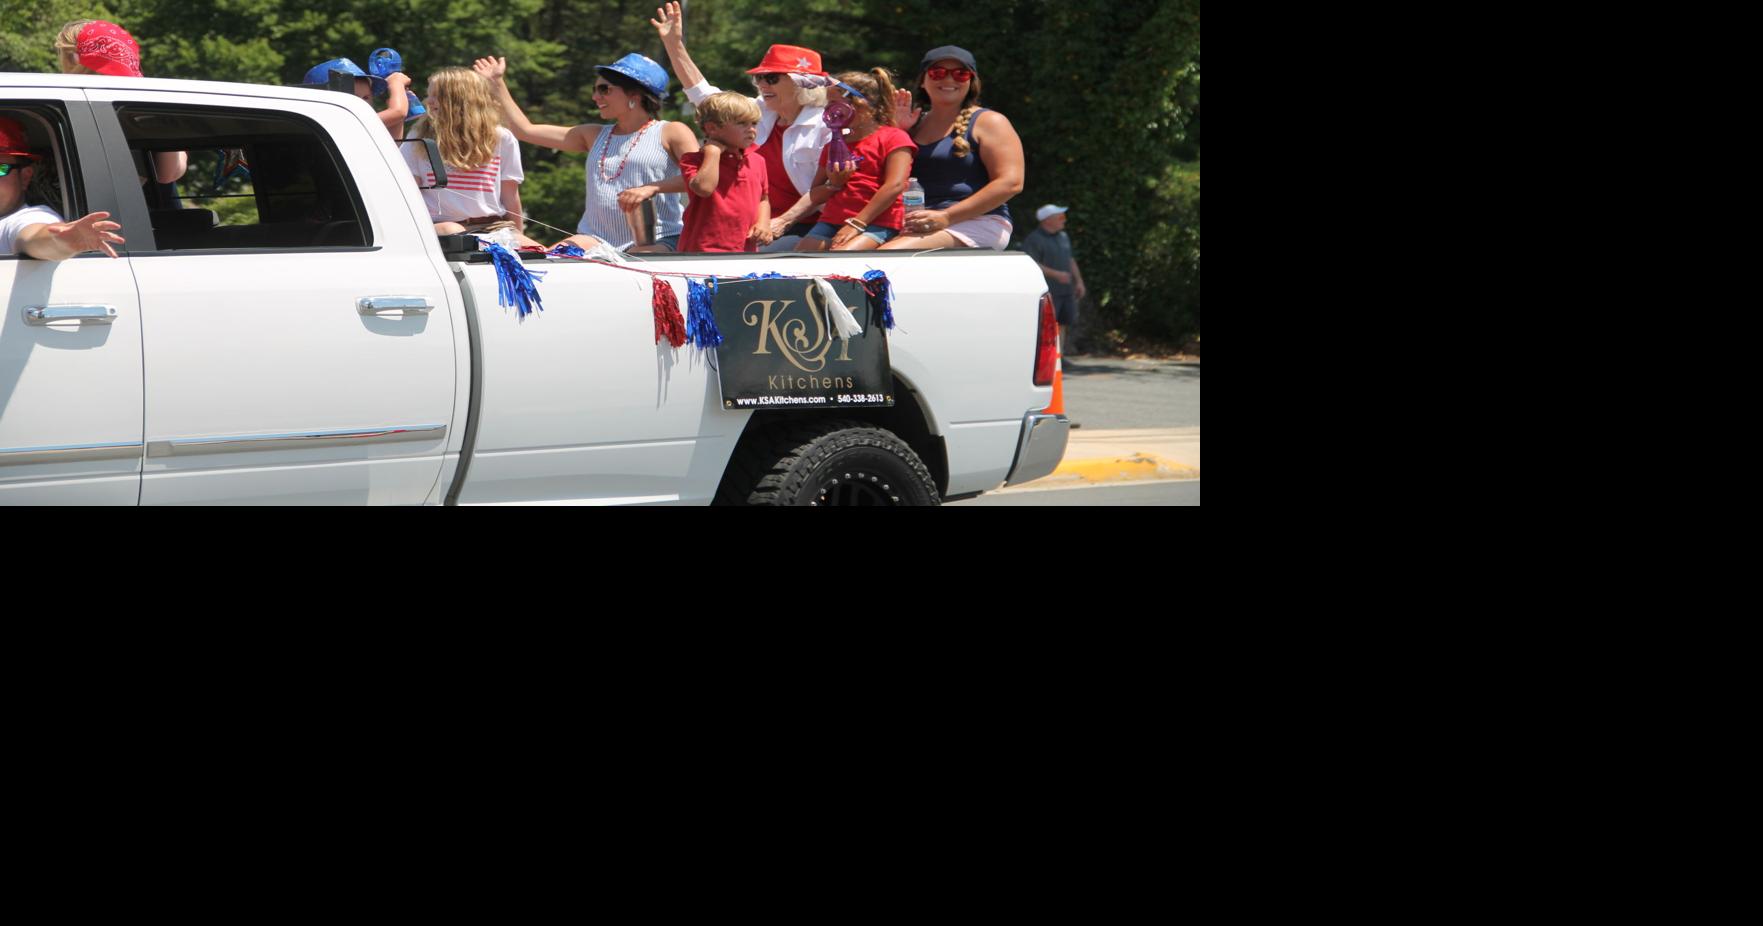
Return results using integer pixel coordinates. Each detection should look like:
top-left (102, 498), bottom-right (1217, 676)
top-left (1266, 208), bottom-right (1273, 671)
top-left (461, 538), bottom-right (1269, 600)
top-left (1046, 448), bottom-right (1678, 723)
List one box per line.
top-left (714, 277), bottom-right (893, 410)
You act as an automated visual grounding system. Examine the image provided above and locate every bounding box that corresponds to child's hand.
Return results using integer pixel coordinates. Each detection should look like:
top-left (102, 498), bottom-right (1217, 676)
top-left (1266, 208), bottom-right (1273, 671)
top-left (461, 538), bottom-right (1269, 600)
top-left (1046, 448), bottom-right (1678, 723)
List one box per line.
top-left (749, 221), bottom-right (775, 247)
top-left (473, 56), bottom-right (507, 83)
top-left (892, 89), bottom-right (922, 129)
top-left (386, 71), bottom-right (411, 93)
top-left (827, 160), bottom-right (860, 186)
top-left (651, 3), bottom-right (684, 44)
top-left (618, 185), bottom-right (658, 212)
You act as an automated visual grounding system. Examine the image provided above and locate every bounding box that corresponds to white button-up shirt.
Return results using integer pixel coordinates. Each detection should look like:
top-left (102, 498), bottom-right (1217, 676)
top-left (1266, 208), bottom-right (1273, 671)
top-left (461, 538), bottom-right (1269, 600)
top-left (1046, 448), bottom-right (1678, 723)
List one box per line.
top-left (684, 79), bottom-right (832, 198)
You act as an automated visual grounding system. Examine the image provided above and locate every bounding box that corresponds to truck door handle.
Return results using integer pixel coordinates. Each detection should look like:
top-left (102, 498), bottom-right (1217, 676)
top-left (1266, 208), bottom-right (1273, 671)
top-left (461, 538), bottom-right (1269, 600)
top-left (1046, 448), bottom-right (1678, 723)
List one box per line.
top-left (24, 304), bottom-right (117, 326)
top-left (357, 296), bottom-right (434, 316)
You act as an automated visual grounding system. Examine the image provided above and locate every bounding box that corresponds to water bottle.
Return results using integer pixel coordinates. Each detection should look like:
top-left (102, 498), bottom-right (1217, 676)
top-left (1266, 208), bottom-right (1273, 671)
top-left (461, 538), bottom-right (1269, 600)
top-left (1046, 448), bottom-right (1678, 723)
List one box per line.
top-left (903, 177), bottom-right (925, 213)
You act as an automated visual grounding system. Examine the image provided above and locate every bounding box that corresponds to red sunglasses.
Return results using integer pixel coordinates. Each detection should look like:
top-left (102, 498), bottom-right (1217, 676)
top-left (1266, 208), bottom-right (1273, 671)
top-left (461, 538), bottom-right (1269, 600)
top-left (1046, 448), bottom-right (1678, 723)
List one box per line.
top-left (925, 66), bottom-right (974, 82)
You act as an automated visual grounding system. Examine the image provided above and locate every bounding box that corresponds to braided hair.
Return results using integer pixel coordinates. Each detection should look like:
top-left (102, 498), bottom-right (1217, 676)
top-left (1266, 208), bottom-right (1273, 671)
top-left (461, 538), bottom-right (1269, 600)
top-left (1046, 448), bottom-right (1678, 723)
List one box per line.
top-left (916, 74), bottom-right (987, 156)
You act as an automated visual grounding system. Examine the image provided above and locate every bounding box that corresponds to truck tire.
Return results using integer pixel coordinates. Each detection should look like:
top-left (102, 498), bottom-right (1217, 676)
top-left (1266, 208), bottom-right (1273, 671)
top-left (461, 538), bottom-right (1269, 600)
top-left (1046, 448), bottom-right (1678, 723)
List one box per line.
top-left (717, 419), bottom-right (942, 507)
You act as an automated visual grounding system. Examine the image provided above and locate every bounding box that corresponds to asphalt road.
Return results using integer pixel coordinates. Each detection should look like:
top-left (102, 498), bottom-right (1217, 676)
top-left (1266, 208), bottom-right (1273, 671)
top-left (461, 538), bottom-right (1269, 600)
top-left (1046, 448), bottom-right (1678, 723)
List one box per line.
top-left (1060, 357), bottom-right (1200, 430)
top-left (943, 356), bottom-right (1202, 505)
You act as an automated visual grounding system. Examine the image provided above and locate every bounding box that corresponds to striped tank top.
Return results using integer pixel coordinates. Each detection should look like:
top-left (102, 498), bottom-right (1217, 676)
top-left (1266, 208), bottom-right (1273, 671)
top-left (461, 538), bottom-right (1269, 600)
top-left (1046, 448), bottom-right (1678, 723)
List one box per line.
top-left (578, 121), bottom-right (686, 247)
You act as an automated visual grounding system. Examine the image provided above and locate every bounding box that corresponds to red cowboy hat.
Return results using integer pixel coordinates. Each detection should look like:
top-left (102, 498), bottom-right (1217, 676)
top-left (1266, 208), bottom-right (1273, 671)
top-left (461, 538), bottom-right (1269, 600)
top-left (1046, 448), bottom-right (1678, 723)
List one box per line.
top-left (745, 45), bottom-right (824, 76)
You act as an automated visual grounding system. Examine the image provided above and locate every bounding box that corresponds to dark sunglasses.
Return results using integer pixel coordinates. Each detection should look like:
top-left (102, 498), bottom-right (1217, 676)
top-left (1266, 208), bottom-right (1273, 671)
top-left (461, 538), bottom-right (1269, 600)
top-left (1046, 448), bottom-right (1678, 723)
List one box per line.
top-left (0, 162), bottom-right (30, 178)
top-left (925, 66), bottom-right (974, 82)
top-left (592, 83), bottom-right (615, 95)
top-left (754, 73), bottom-right (786, 86)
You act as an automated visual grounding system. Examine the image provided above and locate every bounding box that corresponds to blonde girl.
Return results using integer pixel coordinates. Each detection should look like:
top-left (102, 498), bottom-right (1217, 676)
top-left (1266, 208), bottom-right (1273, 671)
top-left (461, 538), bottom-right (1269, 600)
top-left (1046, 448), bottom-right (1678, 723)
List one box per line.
top-left (55, 19), bottom-right (187, 184)
top-left (403, 67), bottom-right (538, 246)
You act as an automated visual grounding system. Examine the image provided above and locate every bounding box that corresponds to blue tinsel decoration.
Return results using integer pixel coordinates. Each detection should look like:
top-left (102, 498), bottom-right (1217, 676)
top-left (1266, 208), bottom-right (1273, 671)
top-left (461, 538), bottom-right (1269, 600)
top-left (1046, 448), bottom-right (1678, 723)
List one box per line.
top-left (742, 272), bottom-right (789, 280)
top-left (863, 269), bottom-right (896, 330)
top-left (484, 241), bottom-right (546, 319)
top-left (548, 242), bottom-right (586, 259)
top-left (685, 277), bottom-right (724, 349)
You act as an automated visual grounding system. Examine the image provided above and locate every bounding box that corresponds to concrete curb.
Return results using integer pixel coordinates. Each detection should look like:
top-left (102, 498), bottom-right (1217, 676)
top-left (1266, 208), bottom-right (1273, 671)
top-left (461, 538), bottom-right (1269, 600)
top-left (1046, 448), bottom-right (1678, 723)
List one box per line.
top-left (1002, 427), bottom-right (1201, 492)
top-left (1050, 453), bottom-right (1201, 484)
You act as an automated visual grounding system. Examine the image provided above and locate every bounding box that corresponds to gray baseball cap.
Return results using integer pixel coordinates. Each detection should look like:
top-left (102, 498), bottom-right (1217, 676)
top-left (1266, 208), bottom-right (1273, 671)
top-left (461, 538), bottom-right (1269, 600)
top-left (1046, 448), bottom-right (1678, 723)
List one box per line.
top-left (918, 45), bottom-right (979, 75)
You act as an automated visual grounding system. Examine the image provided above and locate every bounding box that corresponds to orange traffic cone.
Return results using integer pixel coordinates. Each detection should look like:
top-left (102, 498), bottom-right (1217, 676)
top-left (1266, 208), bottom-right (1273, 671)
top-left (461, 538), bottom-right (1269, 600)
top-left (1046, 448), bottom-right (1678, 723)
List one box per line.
top-left (1044, 361), bottom-right (1065, 416)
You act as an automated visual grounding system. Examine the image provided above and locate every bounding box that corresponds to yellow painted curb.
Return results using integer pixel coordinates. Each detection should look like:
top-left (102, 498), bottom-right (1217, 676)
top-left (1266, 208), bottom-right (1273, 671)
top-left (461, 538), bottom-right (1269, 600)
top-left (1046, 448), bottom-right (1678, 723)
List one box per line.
top-left (1046, 453), bottom-right (1200, 484)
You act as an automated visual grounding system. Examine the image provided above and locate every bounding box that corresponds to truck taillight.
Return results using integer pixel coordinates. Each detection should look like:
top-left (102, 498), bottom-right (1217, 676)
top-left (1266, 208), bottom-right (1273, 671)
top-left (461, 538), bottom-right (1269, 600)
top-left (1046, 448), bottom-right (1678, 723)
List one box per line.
top-left (1034, 292), bottom-right (1058, 386)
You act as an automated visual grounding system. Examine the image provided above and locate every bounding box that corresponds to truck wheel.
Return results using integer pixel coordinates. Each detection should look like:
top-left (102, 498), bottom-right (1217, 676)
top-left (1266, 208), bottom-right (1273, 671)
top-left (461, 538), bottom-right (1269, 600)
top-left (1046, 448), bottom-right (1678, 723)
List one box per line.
top-left (718, 419), bottom-right (941, 507)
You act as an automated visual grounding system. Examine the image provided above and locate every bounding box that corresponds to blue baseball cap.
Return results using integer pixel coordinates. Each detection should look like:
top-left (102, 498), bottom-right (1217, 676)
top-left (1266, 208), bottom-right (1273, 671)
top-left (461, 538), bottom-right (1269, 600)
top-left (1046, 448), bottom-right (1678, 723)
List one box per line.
top-left (595, 53), bottom-right (669, 99)
top-left (302, 58), bottom-right (385, 96)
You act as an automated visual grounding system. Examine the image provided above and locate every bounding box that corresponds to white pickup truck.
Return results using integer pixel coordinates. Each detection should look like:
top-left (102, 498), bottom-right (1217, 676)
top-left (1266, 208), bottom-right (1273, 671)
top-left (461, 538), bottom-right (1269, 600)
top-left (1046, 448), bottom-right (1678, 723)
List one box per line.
top-left (1, 74), bottom-right (1067, 505)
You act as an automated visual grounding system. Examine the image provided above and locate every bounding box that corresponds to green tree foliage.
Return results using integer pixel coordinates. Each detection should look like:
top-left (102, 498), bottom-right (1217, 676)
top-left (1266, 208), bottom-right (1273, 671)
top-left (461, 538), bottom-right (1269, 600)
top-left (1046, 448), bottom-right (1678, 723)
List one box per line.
top-left (2, 0), bottom-right (1198, 342)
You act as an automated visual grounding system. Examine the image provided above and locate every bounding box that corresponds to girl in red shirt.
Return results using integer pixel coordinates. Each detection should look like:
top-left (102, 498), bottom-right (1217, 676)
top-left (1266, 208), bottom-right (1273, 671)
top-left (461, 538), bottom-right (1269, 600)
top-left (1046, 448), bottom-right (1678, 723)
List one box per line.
top-left (794, 69), bottom-right (916, 252)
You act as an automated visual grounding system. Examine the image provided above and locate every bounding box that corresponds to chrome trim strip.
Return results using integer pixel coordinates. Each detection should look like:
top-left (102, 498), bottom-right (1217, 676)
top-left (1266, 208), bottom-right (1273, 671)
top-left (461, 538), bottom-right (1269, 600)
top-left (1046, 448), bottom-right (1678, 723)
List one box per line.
top-left (0, 441), bottom-right (142, 467)
top-left (358, 296), bottom-right (434, 315)
top-left (146, 425), bottom-right (448, 458)
top-left (24, 304), bottom-right (118, 326)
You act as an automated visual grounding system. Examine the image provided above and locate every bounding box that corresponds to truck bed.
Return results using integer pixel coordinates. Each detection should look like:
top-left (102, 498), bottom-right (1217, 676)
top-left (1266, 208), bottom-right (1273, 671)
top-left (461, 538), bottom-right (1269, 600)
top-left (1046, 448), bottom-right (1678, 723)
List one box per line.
top-left (448, 250), bottom-right (1053, 505)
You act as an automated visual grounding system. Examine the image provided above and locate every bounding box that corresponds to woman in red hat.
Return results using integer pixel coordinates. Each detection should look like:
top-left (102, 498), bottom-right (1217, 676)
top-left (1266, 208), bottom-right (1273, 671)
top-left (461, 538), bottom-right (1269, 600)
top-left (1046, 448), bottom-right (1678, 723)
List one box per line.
top-left (649, 2), bottom-right (833, 250)
top-left (54, 20), bottom-right (187, 184)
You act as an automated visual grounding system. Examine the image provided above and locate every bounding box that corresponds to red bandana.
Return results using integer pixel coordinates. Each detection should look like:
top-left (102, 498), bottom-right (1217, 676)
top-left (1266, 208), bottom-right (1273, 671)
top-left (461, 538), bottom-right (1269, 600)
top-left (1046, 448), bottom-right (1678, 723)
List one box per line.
top-left (77, 22), bottom-right (143, 78)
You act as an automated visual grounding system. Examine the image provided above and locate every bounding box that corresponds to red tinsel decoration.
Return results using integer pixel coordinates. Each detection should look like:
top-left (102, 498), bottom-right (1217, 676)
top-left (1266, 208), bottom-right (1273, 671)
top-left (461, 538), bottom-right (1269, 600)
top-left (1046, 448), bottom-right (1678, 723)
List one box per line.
top-left (652, 277), bottom-right (688, 347)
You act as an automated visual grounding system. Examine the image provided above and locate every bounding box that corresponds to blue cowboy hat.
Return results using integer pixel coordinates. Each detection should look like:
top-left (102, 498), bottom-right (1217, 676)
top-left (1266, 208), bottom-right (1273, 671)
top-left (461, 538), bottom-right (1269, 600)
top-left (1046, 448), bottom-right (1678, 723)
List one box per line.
top-left (302, 57), bottom-right (387, 96)
top-left (595, 53), bottom-right (669, 99)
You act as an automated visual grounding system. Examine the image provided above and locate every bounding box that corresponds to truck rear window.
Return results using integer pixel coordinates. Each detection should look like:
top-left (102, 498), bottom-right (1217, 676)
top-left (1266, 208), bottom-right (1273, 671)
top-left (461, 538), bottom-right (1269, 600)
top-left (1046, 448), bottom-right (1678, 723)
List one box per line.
top-left (114, 105), bottom-right (373, 251)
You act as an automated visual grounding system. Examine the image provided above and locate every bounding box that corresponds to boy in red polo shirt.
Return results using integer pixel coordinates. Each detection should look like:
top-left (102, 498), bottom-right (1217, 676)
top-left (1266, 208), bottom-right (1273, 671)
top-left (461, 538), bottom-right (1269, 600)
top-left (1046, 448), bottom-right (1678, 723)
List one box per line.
top-left (676, 92), bottom-right (771, 252)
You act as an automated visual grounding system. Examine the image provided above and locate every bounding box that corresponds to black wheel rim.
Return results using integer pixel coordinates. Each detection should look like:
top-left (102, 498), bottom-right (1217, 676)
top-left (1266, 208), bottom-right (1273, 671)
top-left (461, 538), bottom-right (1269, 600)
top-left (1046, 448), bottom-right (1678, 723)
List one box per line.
top-left (811, 470), bottom-right (903, 507)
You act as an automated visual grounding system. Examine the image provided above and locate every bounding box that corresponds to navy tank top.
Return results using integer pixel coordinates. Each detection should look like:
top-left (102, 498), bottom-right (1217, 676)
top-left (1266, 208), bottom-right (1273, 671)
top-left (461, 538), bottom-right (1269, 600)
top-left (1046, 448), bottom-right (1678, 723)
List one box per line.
top-left (914, 108), bottom-right (1010, 219)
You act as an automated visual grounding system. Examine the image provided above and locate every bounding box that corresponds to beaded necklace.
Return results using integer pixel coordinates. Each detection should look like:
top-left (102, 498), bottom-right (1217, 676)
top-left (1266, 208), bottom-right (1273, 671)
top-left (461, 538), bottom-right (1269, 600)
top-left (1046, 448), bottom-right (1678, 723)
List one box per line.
top-left (596, 120), bottom-right (656, 183)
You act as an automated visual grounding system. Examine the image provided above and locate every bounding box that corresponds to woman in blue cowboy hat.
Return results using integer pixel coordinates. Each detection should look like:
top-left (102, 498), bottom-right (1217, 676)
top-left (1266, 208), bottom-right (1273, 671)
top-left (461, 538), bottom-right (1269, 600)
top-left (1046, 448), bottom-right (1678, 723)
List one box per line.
top-left (474, 52), bottom-right (697, 252)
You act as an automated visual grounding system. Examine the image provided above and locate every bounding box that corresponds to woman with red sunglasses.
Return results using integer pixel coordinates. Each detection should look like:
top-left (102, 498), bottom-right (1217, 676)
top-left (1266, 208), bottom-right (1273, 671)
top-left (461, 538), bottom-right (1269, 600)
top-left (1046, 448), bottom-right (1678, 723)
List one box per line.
top-left (650, 2), bottom-right (833, 250)
top-left (880, 47), bottom-right (1024, 251)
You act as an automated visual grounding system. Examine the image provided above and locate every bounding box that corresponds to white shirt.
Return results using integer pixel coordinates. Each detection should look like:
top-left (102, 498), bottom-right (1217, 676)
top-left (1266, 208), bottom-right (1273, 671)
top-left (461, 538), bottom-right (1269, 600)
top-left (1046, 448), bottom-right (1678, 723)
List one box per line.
top-left (684, 79), bottom-right (832, 198)
top-left (404, 127), bottom-right (524, 223)
top-left (0, 205), bottom-right (64, 256)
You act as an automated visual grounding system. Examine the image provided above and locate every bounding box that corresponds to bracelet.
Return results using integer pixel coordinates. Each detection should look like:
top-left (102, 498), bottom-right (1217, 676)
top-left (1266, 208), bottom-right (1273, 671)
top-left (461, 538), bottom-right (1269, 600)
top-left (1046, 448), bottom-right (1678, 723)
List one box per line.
top-left (844, 218), bottom-right (868, 231)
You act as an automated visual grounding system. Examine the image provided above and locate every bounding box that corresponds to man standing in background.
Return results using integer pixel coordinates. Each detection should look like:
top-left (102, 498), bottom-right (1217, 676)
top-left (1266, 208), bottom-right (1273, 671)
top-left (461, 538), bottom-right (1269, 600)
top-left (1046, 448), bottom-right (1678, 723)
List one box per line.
top-left (1020, 204), bottom-right (1085, 356)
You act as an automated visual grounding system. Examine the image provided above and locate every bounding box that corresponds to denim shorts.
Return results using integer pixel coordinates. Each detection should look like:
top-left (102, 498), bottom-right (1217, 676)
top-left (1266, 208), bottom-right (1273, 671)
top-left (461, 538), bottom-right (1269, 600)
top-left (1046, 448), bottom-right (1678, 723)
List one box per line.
top-left (806, 222), bottom-right (898, 245)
